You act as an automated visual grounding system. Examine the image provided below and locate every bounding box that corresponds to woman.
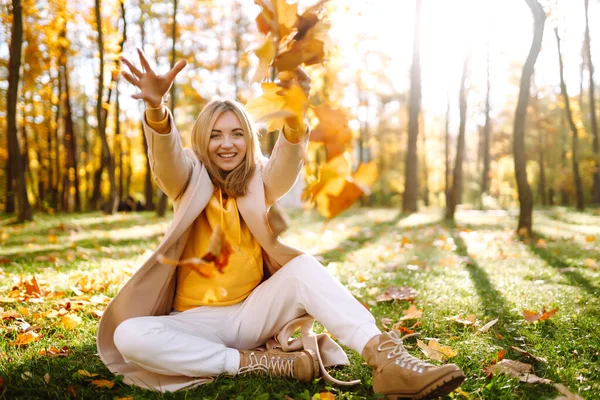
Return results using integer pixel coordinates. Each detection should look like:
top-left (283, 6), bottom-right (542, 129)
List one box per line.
top-left (96, 49), bottom-right (465, 399)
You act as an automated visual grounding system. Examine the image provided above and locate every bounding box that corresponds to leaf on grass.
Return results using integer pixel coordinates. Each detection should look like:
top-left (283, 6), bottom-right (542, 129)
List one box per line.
top-left (535, 238), bottom-right (547, 248)
top-left (583, 258), bottom-right (598, 269)
top-left (417, 339), bottom-right (457, 361)
top-left (478, 318), bottom-right (499, 333)
top-left (77, 370), bottom-right (98, 378)
top-left (21, 371), bottom-right (32, 380)
top-left (523, 307), bottom-right (558, 323)
top-left (61, 314), bottom-right (82, 330)
top-left (400, 304), bottom-right (423, 320)
top-left (584, 236), bottom-right (595, 243)
top-left (510, 346), bottom-right (547, 363)
top-left (39, 346), bottom-right (70, 357)
top-left (10, 330), bottom-right (39, 347)
top-left (485, 359), bottom-right (552, 384)
top-left (23, 276), bottom-right (42, 297)
top-left (43, 373), bottom-right (50, 384)
top-left (554, 383), bottom-right (584, 400)
top-left (448, 314), bottom-right (477, 326)
top-left (319, 392), bottom-right (336, 400)
top-left (375, 286), bottom-right (418, 302)
top-left (91, 379), bottom-right (115, 389)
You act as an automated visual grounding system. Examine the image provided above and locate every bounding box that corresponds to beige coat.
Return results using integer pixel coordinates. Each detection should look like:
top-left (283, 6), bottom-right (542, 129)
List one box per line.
top-left (96, 113), bottom-right (348, 392)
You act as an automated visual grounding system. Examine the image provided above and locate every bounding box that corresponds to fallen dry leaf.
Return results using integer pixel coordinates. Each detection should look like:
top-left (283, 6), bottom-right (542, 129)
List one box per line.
top-left (61, 314), bottom-right (82, 330)
top-left (417, 339), bottom-right (458, 361)
top-left (448, 314), bottom-right (477, 326)
top-left (485, 359), bottom-right (552, 384)
top-left (77, 370), bottom-right (98, 378)
top-left (10, 330), bottom-right (40, 347)
top-left (400, 304), bottom-right (423, 320)
top-left (375, 286), bottom-right (418, 302)
top-left (91, 379), bottom-right (115, 389)
top-left (478, 318), bottom-right (499, 333)
top-left (319, 393), bottom-right (336, 400)
top-left (523, 307), bottom-right (558, 323)
top-left (39, 346), bottom-right (70, 357)
top-left (510, 346), bottom-right (547, 363)
top-left (583, 258), bottom-right (598, 269)
top-left (554, 383), bottom-right (584, 400)
top-left (43, 373), bottom-right (50, 384)
top-left (584, 236), bottom-right (595, 243)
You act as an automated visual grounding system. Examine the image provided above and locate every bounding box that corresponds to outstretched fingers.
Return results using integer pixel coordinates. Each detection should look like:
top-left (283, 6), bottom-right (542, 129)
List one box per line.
top-left (137, 48), bottom-right (155, 75)
top-left (121, 70), bottom-right (140, 87)
top-left (120, 56), bottom-right (143, 79)
top-left (166, 59), bottom-right (188, 82)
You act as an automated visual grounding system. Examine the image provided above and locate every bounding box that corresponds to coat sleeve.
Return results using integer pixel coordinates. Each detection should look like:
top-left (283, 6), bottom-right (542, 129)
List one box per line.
top-left (262, 129), bottom-right (309, 207)
top-left (143, 109), bottom-right (194, 201)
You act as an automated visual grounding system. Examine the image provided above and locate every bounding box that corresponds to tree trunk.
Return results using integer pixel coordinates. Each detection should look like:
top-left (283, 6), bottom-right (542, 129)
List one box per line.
top-left (584, 0), bottom-right (600, 204)
top-left (444, 91), bottom-right (451, 208)
top-left (513, 0), bottom-right (545, 235)
top-left (445, 55), bottom-right (469, 220)
top-left (115, 82), bottom-right (123, 201)
top-left (139, 0), bottom-right (154, 211)
top-left (4, 152), bottom-right (15, 213)
top-left (420, 118), bottom-right (429, 206)
top-left (402, 0), bottom-right (421, 213)
top-left (555, 28), bottom-right (585, 211)
top-left (482, 44), bottom-right (491, 197)
top-left (7, 0), bottom-right (31, 221)
top-left (60, 30), bottom-right (80, 212)
top-left (82, 96), bottom-right (90, 210)
top-left (157, 0), bottom-right (179, 217)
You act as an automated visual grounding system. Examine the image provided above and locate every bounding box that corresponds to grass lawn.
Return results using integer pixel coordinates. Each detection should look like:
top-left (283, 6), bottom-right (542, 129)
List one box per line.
top-left (1, 207), bottom-right (599, 399)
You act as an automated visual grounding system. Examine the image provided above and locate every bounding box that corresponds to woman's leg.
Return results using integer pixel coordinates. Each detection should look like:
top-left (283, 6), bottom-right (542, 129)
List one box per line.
top-left (228, 254), bottom-right (381, 355)
top-left (113, 306), bottom-right (241, 377)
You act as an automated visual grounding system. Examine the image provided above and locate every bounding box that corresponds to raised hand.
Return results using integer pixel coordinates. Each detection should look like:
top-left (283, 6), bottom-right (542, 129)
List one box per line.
top-left (121, 48), bottom-right (187, 107)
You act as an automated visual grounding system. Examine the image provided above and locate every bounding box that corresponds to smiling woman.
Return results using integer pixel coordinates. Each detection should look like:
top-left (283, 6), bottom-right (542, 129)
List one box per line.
top-left (208, 111), bottom-right (247, 172)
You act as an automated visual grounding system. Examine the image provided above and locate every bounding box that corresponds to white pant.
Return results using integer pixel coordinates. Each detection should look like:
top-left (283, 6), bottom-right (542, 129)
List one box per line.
top-left (113, 255), bottom-right (381, 377)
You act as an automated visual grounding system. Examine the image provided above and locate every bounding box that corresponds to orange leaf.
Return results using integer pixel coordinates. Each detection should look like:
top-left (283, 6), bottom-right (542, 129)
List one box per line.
top-left (274, 39), bottom-right (325, 71)
top-left (523, 307), bottom-right (558, 323)
top-left (319, 393), bottom-right (336, 400)
top-left (10, 330), bottom-right (40, 347)
top-left (375, 286), bottom-right (418, 302)
top-left (91, 379), bottom-right (115, 389)
top-left (310, 105), bottom-right (353, 160)
top-left (400, 304), bottom-right (423, 320)
top-left (23, 276), bottom-right (42, 297)
top-left (201, 225), bottom-right (234, 272)
top-left (245, 82), bottom-right (308, 133)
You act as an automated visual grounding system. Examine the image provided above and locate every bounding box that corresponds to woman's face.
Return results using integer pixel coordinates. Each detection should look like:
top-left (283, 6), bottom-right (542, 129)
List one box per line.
top-left (208, 110), bottom-right (247, 172)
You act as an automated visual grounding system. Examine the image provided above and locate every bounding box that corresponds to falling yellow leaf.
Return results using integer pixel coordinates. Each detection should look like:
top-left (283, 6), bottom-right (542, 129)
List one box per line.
top-left (61, 314), bottom-right (82, 330)
top-left (91, 379), bottom-right (115, 389)
top-left (417, 339), bottom-right (458, 361)
top-left (251, 35), bottom-right (276, 83)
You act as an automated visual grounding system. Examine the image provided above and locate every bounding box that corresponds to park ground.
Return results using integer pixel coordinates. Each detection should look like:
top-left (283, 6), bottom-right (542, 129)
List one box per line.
top-left (0, 206), bottom-right (599, 399)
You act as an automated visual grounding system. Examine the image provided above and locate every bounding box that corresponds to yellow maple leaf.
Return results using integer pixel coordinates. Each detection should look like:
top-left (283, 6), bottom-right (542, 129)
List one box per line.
top-left (10, 331), bottom-right (39, 347)
top-left (91, 379), bottom-right (115, 389)
top-left (417, 339), bottom-right (458, 361)
top-left (77, 370), bottom-right (98, 378)
top-left (400, 304), bottom-right (423, 320)
top-left (251, 35), bottom-right (276, 83)
top-left (245, 82), bottom-right (307, 133)
top-left (61, 314), bottom-right (82, 330)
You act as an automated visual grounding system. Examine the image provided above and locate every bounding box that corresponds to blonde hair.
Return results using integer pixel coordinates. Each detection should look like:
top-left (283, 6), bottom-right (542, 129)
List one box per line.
top-left (191, 100), bottom-right (263, 197)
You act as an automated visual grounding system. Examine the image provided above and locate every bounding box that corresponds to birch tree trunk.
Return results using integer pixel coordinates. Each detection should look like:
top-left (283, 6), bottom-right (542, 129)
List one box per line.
top-left (584, 0), bottom-right (600, 204)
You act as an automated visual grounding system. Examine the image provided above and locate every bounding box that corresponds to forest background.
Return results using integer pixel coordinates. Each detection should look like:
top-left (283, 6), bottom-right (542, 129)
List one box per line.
top-left (2, 0), bottom-right (600, 228)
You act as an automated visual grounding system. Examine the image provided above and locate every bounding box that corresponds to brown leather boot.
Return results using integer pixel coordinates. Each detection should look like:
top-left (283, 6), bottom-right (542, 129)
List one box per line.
top-left (362, 331), bottom-right (465, 399)
top-left (238, 348), bottom-right (319, 382)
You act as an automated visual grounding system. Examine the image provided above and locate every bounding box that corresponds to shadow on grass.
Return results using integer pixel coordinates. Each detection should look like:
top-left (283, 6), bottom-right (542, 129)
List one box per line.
top-left (314, 212), bottom-right (441, 264)
top-left (529, 232), bottom-right (600, 296)
top-left (2, 233), bottom-right (164, 274)
top-left (449, 222), bottom-right (515, 318)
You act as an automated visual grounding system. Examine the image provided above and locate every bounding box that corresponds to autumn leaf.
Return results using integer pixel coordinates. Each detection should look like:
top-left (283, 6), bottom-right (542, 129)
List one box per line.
top-left (91, 379), bottom-right (115, 389)
top-left (245, 82), bottom-right (308, 133)
top-left (251, 35), bottom-right (276, 83)
top-left (523, 307), bottom-right (558, 323)
top-left (43, 373), bottom-right (50, 384)
top-left (10, 330), bottom-right (40, 347)
top-left (554, 383), bottom-right (584, 400)
top-left (400, 304), bottom-right (423, 320)
top-left (274, 38), bottom-right (325, 71)
top-left (23, 275), bottom-right (42, 297)
top-left (39, 346), bottom-right (70, 357)
top-left (375, 286), bottom-right (418, 302)
top-left (417, 339), bottom-right (457, 361)
top-left (77, 370), bottom-right (98, 378)
top-left (584, 236), bottom-right (595, 243)
top-left (583, 258), bottom-right (598, 269)
top-left (202, 225), bottom-right (234, 273)
top-left (478, 318), bottom-right (499, 333)
top-left (484, 359), bottom-right (552, 384)
top-left (319, 392), bottom-right (336, 400)
top-left (309, 105), bottom-right (353, 160)
top-left (448, 314), bottom-right (477, 326)
top-left (509, 346), bottom-right (547, 363)
top-left (61, 314), bottom-right (82, 330)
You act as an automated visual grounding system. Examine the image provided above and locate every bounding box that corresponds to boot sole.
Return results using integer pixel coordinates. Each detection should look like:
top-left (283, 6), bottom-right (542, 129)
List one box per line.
top-left (385, 369), bottom-right (466, 400)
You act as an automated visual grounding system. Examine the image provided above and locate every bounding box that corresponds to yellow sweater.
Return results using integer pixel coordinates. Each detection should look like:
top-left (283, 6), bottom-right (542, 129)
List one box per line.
top-left (145, 111), bottom-right (264, 311)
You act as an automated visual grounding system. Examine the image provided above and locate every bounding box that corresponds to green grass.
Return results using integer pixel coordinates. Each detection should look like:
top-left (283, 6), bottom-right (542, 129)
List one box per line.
top-left (1, 207), bottom-right (599, 399)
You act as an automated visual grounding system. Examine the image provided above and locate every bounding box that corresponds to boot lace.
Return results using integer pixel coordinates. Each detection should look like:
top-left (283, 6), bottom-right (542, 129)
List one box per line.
top-left (377, 331), bottom-right (434, 374)
top-left (238, 352), bottom-right (295, 378)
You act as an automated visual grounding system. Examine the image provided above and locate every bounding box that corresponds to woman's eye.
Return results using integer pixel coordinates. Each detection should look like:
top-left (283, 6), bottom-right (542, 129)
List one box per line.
top-left (210, 134), bottom-right (220, 139)
top-left (234, 132), bottom-right (243, 137)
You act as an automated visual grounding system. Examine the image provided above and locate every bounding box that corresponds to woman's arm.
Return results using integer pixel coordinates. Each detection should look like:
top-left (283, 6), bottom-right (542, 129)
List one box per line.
top-left (121, 49), bottom-right (192, 200)
top-left (263, 124), bottom-right (309, 207)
